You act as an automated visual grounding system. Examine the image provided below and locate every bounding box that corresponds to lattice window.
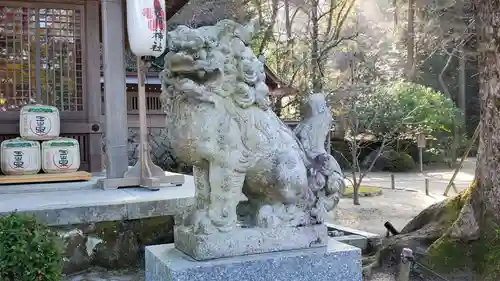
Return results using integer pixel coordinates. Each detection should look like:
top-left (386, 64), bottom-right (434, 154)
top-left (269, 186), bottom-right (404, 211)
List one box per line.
top-left (0, 5), bottom-right (84, 112)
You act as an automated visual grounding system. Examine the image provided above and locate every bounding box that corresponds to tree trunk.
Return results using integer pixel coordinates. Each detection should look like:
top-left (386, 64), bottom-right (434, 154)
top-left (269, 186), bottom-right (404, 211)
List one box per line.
top-left (456, 49), bottom-right (467, 163)
top-left (284, 0), bottom-right (291, 38)
top-left (283, 0), bottom-right (293, 71)
top-left (438, 50), bottom-right (459, 163)
top-left (273, 96), bottom-right (283, 118)
top-left (351, 171), bottom-right (360, 205)
top-left (393, 0), bottom-right (398, 28)
top-left (473, 0), bottom-right (500, 225)
top-left (380, 2), bottom-right (500, 278)
top-left (257, 0), bottom-right (279, 55)
top-left (310, 0), bottom-right (321, 92)
top-left (457, 0), bottom-right (467, 124)
top-left (405, 0), bottom-right (415, 81)
top-left (351, 145), bottom-right (360, 205)
top-left (458, 49), bottom-right (467, 122)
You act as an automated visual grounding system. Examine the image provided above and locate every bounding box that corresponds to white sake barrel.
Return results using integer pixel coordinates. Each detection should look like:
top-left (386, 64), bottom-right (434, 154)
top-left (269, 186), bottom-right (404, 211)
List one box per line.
top-left (20, 104), bottom-right (60, 140)
top-left (42, 138), bottom-right (80, 173)
top-left (126, 0), bottom-right (167, 57)
top-left (1, 138), bottom-right (41, 175)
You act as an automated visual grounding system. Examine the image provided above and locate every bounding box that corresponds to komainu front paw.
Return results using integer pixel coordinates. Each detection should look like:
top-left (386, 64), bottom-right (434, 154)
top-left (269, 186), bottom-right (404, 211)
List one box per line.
top-left (191, 210), bottom-right (218, 235)
top-left (256, 204), bottom-right (310, 228)
top-left (189, 208), bottom-right (236, 234)
top-left (208, 204), bottom-right (236, 233)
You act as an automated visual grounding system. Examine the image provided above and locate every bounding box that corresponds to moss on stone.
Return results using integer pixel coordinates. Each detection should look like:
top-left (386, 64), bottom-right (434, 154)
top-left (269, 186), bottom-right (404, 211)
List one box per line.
top-left (444, 192), bottom-right (466, 221)
top-left (420, 182), bottom-right (470, 268)
top-left (133, 216), bottom-right (175, 245)
top-left (470, 220), bottom-right (500, 280)
top-left (424, 193), bottom-right (468, 270)
top-left (426, 236), bottom-right (469, 270)
top-left (92, 221), bottom-right (121, 242)
top-left (426, 224), bottom-right (500, 280)
top-left (436, 180), bottom-right (474, 227)
top-left (423, 182), bottom-right (500, 280)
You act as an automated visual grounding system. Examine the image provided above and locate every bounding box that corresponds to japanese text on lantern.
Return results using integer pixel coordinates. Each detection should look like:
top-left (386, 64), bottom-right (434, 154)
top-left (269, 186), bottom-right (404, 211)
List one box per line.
top-left (142, 0), bottom-right (165, 52)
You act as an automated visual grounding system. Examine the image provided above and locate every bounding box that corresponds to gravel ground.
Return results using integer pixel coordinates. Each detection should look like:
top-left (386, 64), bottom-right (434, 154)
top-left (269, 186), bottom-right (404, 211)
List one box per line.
top-left (330, 188), bottom-right (447, 236)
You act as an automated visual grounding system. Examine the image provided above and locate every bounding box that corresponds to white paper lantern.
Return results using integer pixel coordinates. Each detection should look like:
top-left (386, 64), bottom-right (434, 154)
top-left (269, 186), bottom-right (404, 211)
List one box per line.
top-left (126, 0), bottom-right (167, 57)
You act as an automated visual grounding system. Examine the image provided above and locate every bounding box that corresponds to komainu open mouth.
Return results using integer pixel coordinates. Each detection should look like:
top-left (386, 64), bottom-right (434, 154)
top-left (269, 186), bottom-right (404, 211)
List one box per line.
top-left (166, 53), bottom-right (222, 84)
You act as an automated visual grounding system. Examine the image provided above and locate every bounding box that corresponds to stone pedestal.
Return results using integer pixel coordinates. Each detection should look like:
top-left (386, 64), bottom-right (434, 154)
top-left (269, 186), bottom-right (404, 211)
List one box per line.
top-left (174, 224), bottom-right (328, 260)
top-left (145, 239), bottom-right (362, 281)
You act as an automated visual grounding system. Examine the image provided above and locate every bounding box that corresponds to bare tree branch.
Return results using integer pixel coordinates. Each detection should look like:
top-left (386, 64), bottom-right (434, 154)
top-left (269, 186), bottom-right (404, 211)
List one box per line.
top-left (258, 0), bottom-right (279, 54)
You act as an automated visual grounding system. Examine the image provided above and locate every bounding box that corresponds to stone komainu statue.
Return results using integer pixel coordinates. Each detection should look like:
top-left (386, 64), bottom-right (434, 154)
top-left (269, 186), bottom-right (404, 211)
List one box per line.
top-left (160, 19), bottom-right (345, 259)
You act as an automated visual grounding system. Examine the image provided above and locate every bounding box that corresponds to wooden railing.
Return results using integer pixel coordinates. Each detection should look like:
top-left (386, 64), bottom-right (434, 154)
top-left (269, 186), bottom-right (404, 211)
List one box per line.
top-left (125, 91), bottom-right (165, 128)
top-left (122, 91), bottom-right (345, 140)
top-left (126, 91), bottom-right (163, 114)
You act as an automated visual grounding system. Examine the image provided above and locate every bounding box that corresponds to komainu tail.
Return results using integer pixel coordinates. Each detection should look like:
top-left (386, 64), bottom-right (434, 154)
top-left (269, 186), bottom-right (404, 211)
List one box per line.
top-left (294, 93), bottom-right (346, 223)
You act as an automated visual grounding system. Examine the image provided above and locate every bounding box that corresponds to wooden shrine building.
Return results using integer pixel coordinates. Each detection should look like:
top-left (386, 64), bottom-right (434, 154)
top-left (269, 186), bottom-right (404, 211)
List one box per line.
top-left (0, 0), bottom-right (288, 178)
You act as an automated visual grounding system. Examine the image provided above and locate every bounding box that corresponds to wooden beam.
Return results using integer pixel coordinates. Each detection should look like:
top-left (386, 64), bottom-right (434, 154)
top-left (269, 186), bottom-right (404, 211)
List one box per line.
top-left (444, 124), bottom-right (479, 196)
top-left (101, 0), bottom-right (129, 178)
top-left (0, 172), bottom-right (92, 185)
top-left (165, 0), bottom-right (190, 21)
top-left (86, 0), bottom-right (104, 172)
top-left (264, 64), bottom-right (285, 87)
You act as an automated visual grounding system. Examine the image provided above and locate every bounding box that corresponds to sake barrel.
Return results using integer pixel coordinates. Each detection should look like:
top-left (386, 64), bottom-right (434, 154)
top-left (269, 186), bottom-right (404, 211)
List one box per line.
top-left (0, 138), bottom-right (41, 175)
top-left (126, 0), bottom-right (167, 57)
top-left (20, 104), bottom-right (60, 140)
top-left (42, 138), bottom-right (80, 173)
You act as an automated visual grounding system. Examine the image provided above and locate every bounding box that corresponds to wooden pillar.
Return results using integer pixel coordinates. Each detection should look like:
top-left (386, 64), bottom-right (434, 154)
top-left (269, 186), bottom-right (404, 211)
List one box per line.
top-left (86, 0), bottom-right (104, 173)
top-left (101, 0), bottom-right (128, 178)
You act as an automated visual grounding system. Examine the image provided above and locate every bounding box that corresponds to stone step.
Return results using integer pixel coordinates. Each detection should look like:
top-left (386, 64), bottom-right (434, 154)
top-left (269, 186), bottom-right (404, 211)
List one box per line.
top-left (332, 234), bottom-right (368, 250)
top-left (326, 223), bottom-right (382, 254)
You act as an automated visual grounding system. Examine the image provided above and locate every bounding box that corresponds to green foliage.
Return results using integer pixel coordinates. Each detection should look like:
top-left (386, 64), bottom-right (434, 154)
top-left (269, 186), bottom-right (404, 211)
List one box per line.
top-left (344, 80), bottom-right (461, 141)
top-left (250, 29), bottom-right (266, 55)
top-left (386, 152), bottom-right (416, 172)
top-left (422, 147), bottom-right (446, 164)
top-left (0, 213), bottom-right (63, 281)
top-left (417, 132), bottom-right (474, 167)
top-left (362, 149), bottom-right (416, 172)
top-left (389, 81), bottom-right (461, 135)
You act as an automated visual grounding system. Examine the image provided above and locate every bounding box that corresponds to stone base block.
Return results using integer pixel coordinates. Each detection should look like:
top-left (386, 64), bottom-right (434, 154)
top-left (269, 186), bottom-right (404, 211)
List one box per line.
top-left (174, 224), bottom-right (328, 260)
top-left (145, 239), bottom-right (362, 281)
